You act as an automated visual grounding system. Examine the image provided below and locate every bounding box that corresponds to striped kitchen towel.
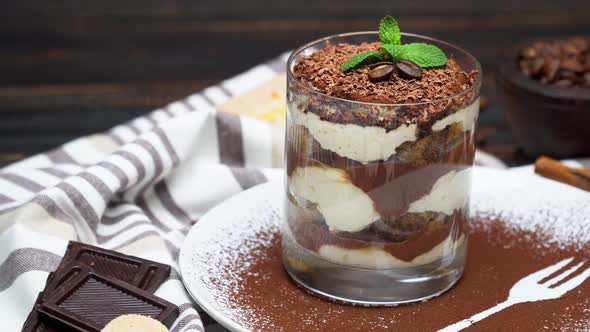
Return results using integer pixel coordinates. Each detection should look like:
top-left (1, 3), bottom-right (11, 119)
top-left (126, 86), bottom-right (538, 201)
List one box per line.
top-left (0, 50), bottom-right (510, 332)
top-left (0, 51), bottom-right (292, 331)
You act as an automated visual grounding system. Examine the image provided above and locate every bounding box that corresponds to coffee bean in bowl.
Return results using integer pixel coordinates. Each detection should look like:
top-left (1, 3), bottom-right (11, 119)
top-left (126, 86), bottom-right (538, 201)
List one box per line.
top-left (496, 37), bottom-right (590, 158)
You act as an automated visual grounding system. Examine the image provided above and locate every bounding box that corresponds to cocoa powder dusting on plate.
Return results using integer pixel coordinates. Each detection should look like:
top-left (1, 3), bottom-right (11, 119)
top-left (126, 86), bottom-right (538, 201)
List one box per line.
top-left (201, 218), bottom-right (589, 331)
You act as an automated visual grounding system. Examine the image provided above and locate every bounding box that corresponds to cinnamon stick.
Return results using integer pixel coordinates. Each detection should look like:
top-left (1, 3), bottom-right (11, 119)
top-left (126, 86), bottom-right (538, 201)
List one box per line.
top-left (534, 156), bottom-right (590, 192)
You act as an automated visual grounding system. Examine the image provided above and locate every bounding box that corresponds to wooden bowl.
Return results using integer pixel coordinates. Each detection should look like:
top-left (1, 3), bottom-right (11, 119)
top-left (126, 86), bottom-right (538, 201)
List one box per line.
top-left (496, 43), bottom-right (590, 158)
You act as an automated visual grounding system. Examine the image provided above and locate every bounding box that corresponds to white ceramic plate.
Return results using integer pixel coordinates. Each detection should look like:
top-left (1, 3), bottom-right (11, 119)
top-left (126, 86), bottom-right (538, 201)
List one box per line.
top-left (179, 167), bottom-right (590, 332)
top-left (179, 181), bottom-right (282, 332)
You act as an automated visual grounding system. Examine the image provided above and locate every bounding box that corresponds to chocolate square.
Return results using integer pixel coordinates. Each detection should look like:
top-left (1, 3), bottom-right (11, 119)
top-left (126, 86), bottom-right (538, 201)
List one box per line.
top-left (55, 241), bottom-right (171, 293)
top-left (38, 271), bottom-right (179, 332)
top-left (21, 242), bottom-right (174, 332)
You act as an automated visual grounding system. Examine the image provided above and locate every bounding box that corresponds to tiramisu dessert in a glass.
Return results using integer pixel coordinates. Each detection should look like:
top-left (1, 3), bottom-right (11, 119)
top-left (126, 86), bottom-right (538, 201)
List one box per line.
top-left (283, 16), bottom-right (481, 305)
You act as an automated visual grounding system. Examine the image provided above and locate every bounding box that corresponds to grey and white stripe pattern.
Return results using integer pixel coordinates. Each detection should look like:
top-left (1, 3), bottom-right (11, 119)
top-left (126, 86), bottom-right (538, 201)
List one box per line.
top-left (0, 52), bottom-right (290, 332)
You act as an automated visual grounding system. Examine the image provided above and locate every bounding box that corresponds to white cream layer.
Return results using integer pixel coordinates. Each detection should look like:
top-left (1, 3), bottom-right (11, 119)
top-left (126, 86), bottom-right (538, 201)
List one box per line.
top-left (408, 169), bottom-right (471, 215)
top-left (294, 110), bottom-right (417, 165)
top-left (291, 166), bottom-right (469, 233)
top-left (318, 234), bottom-right (464, 269)
top-left (290, 166), bottom-right (379, 233)
top-left (294, 98), bottom-right (479, 164)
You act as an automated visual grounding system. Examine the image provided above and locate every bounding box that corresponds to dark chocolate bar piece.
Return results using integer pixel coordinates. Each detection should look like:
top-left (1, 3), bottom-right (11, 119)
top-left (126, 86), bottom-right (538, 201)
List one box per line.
top-left (41, 265), bottom-right (91, 303)
top-left (21, 292), bottom-right (53, 332)
top-left (21, 309), bottom-right (66, 332)
top-left (21, 274), bottom-right (66, 332)
top-left (55, 241), bottom-right (170, 293)
top-left (38, 271), bottom-right (179, 332)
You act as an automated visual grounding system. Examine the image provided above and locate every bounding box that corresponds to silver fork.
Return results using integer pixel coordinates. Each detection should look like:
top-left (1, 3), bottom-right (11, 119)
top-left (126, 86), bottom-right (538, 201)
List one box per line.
top-left (438, 257), bottom-right (590, 332)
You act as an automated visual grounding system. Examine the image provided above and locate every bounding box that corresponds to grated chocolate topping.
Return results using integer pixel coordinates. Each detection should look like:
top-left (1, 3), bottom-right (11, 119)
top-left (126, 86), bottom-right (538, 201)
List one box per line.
top-left (291, 41), bottom-right (480, 132)
top-left (293, 42), bottom-right (477, 104)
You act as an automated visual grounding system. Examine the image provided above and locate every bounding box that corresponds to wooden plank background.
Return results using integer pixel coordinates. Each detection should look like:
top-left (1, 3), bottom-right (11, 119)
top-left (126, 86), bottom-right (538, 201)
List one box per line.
top-left (1, 0), bottom-right (589, 166)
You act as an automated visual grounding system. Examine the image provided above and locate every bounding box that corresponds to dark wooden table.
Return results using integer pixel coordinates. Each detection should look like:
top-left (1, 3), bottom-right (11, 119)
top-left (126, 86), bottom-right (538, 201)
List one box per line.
top-left (2, 0), bottom-right (590, 167)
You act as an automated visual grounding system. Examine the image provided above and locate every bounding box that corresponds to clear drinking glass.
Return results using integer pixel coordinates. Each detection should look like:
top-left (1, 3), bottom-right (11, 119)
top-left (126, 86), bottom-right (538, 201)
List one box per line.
top-left (282, 32), bottom-right (482, 305)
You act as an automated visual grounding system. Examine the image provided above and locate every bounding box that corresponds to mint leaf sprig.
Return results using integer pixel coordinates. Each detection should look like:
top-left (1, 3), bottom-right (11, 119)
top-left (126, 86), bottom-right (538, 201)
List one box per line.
top-left (378, 15), bottom-right (401, 45)
top-left (382, 43), bottom-right (447, 68)
top-left (340, 16), bottom-right (447, 72)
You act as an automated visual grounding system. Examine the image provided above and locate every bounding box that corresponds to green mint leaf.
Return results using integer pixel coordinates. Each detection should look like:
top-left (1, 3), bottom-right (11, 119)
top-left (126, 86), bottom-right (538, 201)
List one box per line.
top-left (340, 51), bottom-right (384, 72)
top-left (398, 43), bottom-right (448, 68)
top-left (379, 16), bottom-right (401, 45)
top-left (381, 44), bottom-right (403, 62)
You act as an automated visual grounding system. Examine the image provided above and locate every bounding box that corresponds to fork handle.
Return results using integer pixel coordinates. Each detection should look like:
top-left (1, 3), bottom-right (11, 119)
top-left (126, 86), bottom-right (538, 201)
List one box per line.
top-left (437, 300), bottom-right (514, 332)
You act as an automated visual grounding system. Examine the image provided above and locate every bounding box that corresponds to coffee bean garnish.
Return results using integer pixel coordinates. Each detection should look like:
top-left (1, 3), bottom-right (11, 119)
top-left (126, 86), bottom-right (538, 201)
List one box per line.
top-left (368, 64), bottom-right (394, 83)
top-left (368, 61), bottom-right (394, 69)
top-left (395, 60), bottom-right (423, 79)
top-left (518, 37), bottom-right (590, 88)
